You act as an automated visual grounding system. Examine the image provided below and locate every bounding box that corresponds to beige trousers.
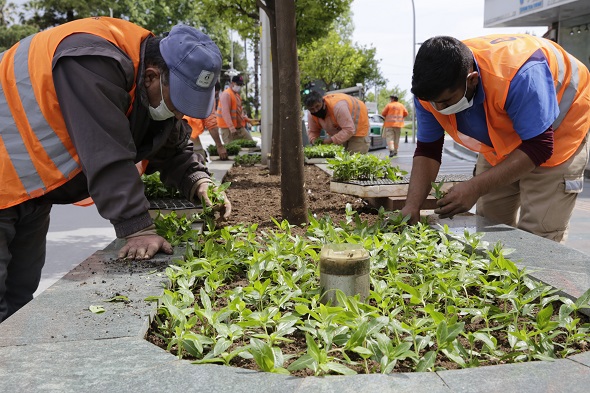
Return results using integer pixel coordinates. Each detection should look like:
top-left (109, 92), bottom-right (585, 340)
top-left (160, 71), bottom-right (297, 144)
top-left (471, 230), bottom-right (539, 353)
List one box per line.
top-left (475, 133), bottom-right (589, 243)
top-left (220, 127), bottom-right (253, 144)
top-left (343, 136), bottom-right (370, 154)
top-left (383, 127), bottom-right (402, 150)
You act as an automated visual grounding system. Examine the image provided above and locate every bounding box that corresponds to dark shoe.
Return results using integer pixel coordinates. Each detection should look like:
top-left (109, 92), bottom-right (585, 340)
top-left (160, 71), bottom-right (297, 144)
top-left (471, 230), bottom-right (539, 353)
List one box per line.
top-left (389, 150), bottom-right (397, 157)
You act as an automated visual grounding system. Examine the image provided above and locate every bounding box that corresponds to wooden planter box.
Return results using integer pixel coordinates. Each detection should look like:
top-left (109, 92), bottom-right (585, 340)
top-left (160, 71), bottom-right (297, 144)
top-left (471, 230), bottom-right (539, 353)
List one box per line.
top-left (330, 174), bottom-right (472, 210)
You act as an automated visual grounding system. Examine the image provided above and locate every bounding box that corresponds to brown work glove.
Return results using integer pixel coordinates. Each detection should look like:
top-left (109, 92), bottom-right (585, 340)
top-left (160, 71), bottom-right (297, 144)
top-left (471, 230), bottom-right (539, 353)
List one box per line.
top-left (118, 224), bottom-right (173, 260)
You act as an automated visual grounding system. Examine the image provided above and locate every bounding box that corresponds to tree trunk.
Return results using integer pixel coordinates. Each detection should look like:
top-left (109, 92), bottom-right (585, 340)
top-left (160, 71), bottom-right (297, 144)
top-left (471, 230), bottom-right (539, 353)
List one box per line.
top-left (266, 1), bottom-right (281, 175)
top-left (253, 35), bottom-right (260, 119)
top-left (275, 0), bottom-right (308, 225)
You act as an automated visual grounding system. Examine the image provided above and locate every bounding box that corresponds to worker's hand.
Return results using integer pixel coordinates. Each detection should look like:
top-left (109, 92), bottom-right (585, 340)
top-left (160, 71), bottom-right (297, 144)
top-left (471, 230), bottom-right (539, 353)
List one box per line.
top-left (399, 205), bottom-right (420, 225)
top-left (118, 226), bottom-right (173, 260)
top-left (230, 127), bottom-right (237, 134)
top-left (216, 144), bottom-right (228, 160)
top-left (434, 181), bottom-right (479, 219)
top-left (324, 136), bottom-right (333, 144)
top-left (193, 181), bottom-right (232, 221)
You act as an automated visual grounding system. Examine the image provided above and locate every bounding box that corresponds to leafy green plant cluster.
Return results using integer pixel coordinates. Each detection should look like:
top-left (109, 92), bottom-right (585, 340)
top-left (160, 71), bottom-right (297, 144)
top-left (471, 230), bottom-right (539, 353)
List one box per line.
top-left (142, 172), bottom-right (182, 199)
top-left (232, 139), bottom-right (259, 148)
top-left (147, 208), bottom-right (590, 375)
top-left (200, 182), bottom-right (231, 219)
top-left (327, 151), bottom-right (407, 182)
top-left (431, 180), bottom-right (446, 199)
top-left (304, 144), bottom-right (345, 159)
top-left (234, 154), bottom-right (262, 167)
top-left (207, 143), bottom-right (241, 156)
top-left (153, 211), bottom-right (201, 246)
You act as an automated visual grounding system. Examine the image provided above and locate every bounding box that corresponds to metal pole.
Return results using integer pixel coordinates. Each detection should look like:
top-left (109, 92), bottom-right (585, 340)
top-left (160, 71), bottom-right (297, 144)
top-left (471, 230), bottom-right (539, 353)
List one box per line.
top-left (411, 0), bottom-right (416, 143)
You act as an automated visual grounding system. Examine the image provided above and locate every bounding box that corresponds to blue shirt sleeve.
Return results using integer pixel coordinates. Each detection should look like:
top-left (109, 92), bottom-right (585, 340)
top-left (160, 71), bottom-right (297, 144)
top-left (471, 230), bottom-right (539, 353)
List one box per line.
top-left (505, 50), bottom-right (559, 140)
top-left (415, 97), bottom-right (445, 143)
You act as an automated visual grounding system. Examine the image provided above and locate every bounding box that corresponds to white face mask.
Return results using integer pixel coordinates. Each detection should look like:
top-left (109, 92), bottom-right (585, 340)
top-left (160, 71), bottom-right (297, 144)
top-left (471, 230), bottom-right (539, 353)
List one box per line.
top-left (432, 73), bottom-right (474, 115)
top-left (149, 75), bottom-right (176, 121)
top-left (232, 85), bottom-right (242, 93)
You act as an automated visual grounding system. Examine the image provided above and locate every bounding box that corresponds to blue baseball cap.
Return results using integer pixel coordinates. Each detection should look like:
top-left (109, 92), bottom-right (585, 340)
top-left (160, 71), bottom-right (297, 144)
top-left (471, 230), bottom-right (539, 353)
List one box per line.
top-left (160, 25), bottom-right (221, 118)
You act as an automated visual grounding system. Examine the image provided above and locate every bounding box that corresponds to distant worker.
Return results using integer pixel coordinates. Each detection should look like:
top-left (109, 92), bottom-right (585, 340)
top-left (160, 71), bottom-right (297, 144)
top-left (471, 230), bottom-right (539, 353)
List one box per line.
top-left (217, 75), bottom-right (254, 144)
top-left (304, 91), bottom-right (370, 154)
top-left (401, 34), bottom-right (590, 243)
top-left (185, 82), bottom-right (228, 160)
top-left (381, 95), bottom-right (408, 157)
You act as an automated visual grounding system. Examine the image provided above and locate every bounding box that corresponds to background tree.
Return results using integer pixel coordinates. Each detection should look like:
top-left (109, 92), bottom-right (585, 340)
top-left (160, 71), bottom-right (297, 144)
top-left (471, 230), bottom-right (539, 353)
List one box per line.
top-left (298, 26), bottom-right (385, 93)
top-left (276, 0), bottom-right (307, 224)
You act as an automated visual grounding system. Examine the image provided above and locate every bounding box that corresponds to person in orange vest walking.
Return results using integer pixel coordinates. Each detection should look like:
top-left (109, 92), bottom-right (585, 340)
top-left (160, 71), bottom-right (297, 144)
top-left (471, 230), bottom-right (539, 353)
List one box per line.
top-left (185, 82), bottom-right (228, 161)
top-left (304, 91), bottom-right (370, 154)
top-left (0, 18), bottom-right (232, 322)
top-left (401, 35), bottom-right (590, 243)
top-left (381, 95), bottom-right (408, 157)
top-left (216, 75), bottom-right (254, 144)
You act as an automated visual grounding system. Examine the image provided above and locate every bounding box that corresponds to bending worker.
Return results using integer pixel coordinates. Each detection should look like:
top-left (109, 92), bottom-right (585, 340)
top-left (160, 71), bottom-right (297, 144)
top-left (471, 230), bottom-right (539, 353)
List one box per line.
top-left (401, 34), bottom-right (590, 243)
top-left (304, 90), bottom-right (370, 154)
top-left (0, 18), bottom-right (231, 322)
top-left (381, 95), bottom-right (408, 157)
top-left (216, 75), bottom-right (254, 144)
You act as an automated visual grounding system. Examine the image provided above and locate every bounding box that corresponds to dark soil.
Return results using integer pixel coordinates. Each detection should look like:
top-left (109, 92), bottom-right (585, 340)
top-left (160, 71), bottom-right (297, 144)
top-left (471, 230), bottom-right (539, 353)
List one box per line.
top-left (223, 163), bottom-right (379, 233)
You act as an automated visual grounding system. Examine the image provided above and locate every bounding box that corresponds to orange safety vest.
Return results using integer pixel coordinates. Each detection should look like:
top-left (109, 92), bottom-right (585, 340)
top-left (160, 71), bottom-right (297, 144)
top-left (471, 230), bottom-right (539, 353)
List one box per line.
top-left (0, 17), bottom-right (152, 209)
top-left (185, 117), bottom-right (205, 139)
top-left (420, 34), bottom-right (590, 167)
top-left (216, 88), bottom-right (242, 128)
top-left (382, 101), bottom-right (408, 128)
top-left (312, 93), bottom-right (369, 137)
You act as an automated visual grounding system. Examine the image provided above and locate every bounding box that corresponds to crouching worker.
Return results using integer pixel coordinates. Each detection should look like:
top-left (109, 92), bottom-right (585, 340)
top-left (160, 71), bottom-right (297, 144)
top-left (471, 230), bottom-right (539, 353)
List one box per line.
top-left (0, 18), bottom-right (231, 322)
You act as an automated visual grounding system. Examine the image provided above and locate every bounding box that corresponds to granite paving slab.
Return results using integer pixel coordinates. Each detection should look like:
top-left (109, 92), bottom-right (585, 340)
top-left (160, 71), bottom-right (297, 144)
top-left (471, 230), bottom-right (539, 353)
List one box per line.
top-left (437, 358), bottom-right (590, 393)
top-left (0, 337), bottom-right (304, 393)
top-left (295, 372), bottom-right (451, 393)
top-left (0, 242), bottom-right (180, 347)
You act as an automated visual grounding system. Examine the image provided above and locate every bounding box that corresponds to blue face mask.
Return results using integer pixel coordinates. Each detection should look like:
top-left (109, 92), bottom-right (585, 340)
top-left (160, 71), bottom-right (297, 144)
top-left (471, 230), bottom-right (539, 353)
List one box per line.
top-left (149, 75), bottom-right (176, 121)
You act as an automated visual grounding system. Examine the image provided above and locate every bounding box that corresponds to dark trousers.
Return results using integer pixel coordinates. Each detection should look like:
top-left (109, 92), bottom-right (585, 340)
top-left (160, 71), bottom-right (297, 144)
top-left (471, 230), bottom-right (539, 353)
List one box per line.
top-left (0, 200), bottom-right (51, 322)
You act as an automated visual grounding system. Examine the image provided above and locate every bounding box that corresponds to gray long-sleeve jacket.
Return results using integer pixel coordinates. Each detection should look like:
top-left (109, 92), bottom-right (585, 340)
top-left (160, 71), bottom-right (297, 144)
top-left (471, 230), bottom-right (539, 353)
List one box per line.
top-left (38, 33), bottom-right (211, 238)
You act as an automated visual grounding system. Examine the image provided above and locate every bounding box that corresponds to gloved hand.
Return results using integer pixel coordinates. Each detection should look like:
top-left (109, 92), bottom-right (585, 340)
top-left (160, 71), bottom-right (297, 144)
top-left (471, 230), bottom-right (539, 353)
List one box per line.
top-left (191, 180), bottom-right (232, 221)
top-left (118, 225), bottom-right (173, 260)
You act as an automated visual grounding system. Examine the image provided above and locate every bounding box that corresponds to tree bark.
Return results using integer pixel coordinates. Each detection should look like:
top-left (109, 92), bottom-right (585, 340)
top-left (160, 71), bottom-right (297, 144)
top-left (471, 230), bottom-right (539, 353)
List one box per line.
top-left (275, 0), bottom-right (308, 224)
top-left (267, 2), bottom-right (281, 175)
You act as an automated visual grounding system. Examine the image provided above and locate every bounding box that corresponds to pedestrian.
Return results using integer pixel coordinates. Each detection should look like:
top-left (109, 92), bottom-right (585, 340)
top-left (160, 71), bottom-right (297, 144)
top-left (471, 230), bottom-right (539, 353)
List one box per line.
top-left (304, 90), bottom-right (371, 154)
top-left (185, 82), bottom-right (228, 160)
top-left (381, 95), bottom-right (408, 157)
top-left (0, 17), bottom-right (231, 322)
top-left (216, 75), bottom-right (254, 144)
top-left (401, 34), bottom-right (590, 243)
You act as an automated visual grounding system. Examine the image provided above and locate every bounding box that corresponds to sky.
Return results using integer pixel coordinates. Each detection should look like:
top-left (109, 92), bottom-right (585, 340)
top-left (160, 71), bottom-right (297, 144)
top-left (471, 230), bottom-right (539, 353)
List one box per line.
top-left (351, 0), bottom-right (548, 95)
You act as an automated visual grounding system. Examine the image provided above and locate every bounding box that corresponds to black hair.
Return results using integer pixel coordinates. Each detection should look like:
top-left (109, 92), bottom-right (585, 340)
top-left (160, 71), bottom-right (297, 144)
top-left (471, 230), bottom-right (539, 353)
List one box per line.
top-left (411, 36), bottom-right (473, 101)
top-left (304, 90), bottom-right (323, 108)
top-left (144, 36), bottom-right (170, 85)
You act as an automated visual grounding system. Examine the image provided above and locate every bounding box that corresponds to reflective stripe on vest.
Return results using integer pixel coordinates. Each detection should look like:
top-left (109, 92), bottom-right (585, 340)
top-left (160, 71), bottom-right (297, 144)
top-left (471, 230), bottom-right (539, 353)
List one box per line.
top-left (0, 17), bottom-right (152, 208)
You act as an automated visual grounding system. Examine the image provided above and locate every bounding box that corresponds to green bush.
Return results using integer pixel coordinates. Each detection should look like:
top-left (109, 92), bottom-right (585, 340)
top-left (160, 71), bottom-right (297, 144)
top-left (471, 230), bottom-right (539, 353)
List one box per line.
top-left (232, 138), bottom-right (258, 148)
top-left (141, 172), bottom-right (182, 198)
top-left (304, 144), bottom-right (345, 159)
top-left (207, 143), bottom-right (241, 156)
top-left (234, 154), bottom-right (262, 167)
top-left (327, 151), bottom-right (407, 182)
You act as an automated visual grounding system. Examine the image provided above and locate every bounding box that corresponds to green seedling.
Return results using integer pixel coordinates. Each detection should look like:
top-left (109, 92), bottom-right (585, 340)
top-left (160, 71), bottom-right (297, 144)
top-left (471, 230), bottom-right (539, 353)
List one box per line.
top-left (234, 154), bottom-right (261, 167)
top-left (146, 207), bottom-right (590, 375)
top-left (431, 179), bottom-right (446, 199)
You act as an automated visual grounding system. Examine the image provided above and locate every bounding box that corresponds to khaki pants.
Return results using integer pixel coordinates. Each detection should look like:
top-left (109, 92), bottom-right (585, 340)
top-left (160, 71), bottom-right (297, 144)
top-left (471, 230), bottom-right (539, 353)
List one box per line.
top-left (190, 136), bottom-right (207, 163)
top-left (475, 133), bottom-right (589, 243)
top-left (343, 136), bottom-right (370, 154)
top-left (220, 127), bottom-right (253, 144)
top-left (383, 127), bottom-right (402, 150)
